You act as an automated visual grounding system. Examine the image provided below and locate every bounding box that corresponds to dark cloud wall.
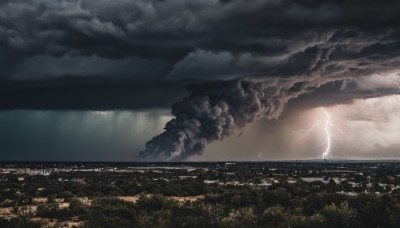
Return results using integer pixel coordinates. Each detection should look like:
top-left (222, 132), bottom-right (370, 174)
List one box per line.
top-left (1, 0), bottom-right (400, 110)
top-left (0, 78), bottom-right (189, 110)
top-left (1, 0), bottom-right (400, 82)
top-left (1, 0), bottom-right (400, 160)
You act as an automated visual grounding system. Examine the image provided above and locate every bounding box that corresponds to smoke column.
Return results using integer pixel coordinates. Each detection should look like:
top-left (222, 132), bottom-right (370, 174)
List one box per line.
top-left (139, 79), bottom-right (322, 161)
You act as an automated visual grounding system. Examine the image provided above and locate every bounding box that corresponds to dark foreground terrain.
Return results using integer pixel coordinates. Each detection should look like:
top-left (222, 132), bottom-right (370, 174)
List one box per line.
top-left (1, 161), bottom-right (400, 227)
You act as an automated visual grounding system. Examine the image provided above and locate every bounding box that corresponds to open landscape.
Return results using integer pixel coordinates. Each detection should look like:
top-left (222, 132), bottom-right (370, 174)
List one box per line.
top-left (2, 0), bottom-right (400, 227)
top-left (2, 161), bottom-right (400, 227)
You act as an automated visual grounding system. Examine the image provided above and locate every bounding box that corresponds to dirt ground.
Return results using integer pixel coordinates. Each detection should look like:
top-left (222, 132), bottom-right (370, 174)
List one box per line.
top-left (117, 194), bottom-right (204, 203)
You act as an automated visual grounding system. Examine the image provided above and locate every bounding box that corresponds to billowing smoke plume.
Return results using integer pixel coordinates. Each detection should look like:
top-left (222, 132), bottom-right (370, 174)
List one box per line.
top-left (139, 78), bottom-right (324, 160)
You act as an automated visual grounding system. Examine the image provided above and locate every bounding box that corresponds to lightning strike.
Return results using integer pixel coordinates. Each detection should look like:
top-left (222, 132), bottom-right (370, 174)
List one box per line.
top-left (257, 152), bottom-right (262, 162)
top-left (321, 108), bottom-right (332, 160)
top-left (292, 121), bottom-right (320, 137)
top-left (292, 107), bottom-right (335, 160)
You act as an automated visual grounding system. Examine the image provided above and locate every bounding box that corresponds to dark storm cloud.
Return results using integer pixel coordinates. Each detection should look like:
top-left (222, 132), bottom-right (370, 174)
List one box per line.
top-left (0, 78), bottom-right (188, 110)
top-left (2, 0), bottom-right (400, 160)
top-left (0, 0), bottom-right (399, 109)
top-left (1, 0), bottom-right (400, 81)
top-left (285, 80), bottom-right (400, 112)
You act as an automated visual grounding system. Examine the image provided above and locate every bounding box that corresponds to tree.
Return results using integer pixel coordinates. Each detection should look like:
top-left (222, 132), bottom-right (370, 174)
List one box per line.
top-left (36, 203), bottom-right (59, 218)
top-left (320, 201), bottom-right (356, 228)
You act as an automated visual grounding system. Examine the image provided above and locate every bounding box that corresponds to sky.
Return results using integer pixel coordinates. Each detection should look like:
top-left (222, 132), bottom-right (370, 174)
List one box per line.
top-left (1, 0), bottom-right (400, 161)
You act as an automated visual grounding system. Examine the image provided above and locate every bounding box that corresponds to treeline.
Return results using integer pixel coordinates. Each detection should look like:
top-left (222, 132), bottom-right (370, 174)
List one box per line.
top-left (2, 187), bottom-right (400, 227)
top-left (0, 175), bottom-right (206, 208)
top-left (2, 168), bottom-right (399, 208)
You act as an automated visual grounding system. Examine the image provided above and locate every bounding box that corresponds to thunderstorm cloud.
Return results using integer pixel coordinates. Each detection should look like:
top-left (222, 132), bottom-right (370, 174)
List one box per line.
top-left (1, 0), bottom-right (400, 160)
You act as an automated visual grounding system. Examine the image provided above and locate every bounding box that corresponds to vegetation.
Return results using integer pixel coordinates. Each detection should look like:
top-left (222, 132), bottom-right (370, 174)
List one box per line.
top-left (2, 162), bottom-right (400, 227)
top-left (2, 184), bottom-right (400, 227)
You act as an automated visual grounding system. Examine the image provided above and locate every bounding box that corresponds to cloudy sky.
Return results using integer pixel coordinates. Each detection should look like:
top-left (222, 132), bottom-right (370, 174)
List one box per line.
top-left (1, 0), bottom-right (400, 161)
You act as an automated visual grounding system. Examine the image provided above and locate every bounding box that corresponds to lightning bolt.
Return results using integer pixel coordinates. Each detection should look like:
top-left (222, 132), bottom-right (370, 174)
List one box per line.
top-left (321, 108), bottom-right (332, 160)
top-left (291, 121), bottom-right (320, 137)
top-left (257, 152), bottom-right (262, 162)
top-left (292, 107), bottom-right (335, 160)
